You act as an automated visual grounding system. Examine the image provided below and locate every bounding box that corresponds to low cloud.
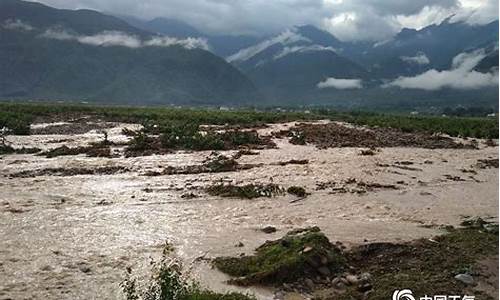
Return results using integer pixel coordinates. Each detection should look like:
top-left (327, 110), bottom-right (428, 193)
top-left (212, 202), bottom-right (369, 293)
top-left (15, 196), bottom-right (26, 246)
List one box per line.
top-left (400, 53), bottom-right (430, 65)
top-left (40, 29), bottom-right (209, 50)
top-left (2, 19), bottom-right (34, 31)
top-left (384, 49), bottom-right (498, 90)
top-left (274, 45), bottom-right (337, 60)
top-left (317, 77), bottom-right (363, 89)
top-left (144, 36), bottom-right (209, 50)
top-left (227, 29), bottom-right (310, 62)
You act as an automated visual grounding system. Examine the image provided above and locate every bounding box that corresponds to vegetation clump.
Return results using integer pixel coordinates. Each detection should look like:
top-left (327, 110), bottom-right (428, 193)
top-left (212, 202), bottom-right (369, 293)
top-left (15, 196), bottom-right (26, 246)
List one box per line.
top-left (206, 183), bottom-right (284, 199)
top-left (214, 227), bottom-right (346, 285)
top-left (0, 144), bottom-right (41, 155)
top-left (476, 158), bottom-right (499, 169)
top-left (203, 153), bottom-right (240, 173)
top-left (316, 178), bottom-right (399, 194)
top-left (126, 122), bottom-right (274, 156)
top-left (126, 132), bottom-right (168, 157)
top-left (337, 222), bottom-right (498, 300)
top-left (30, 122), bottom-right (114, 135)
top-left (275, 123), bottom-right (476, 149)
top-left (233, 149), bottom-right (260, 159)
top-left (11, 165), bottom-right (129, 178)
top-left (122, 253), bottom-right (255, 300)
top-left (275, 159), bottom-right (309, 166)
top-left (144, 153), bottom-right (258, 176)
top-left (287, 186), bottom-right (307, 197)
top-left (359, 148), bottom-right (377, 156)
top-left (0, 111), bottom-right (32, 135)
top-left (1, 103), bottom-right (498, 139)
top-left (0, 128), bottom-right (40, 154)
top-left (40, 144), bottom-right (112, 158)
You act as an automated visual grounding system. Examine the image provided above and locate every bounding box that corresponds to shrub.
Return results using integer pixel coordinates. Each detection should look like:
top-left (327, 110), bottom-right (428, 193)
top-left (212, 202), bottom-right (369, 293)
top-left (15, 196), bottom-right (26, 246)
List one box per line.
top-left (287, 186), bottom-right (307, 197)
top-left (122, 254), bottom-right (255, 300)
top-left (206, 183), bottom-right (284, 199)
top-left (214, 227), bottom-right (346, 285)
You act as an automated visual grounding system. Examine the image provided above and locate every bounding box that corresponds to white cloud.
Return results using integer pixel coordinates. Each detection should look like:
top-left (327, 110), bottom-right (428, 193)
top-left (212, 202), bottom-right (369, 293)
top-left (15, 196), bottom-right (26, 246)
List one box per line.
top-left (2, 19), bottom-right (34, 31)
top-left (227, 29), bottom-right (310, 62)
top-left (273, 44), bottom-right (338, 60)
top-left (384, 49), bottom-right (499, 90)
top-left (452, 0), bottom-right (499, 25)
top-left (317, 77), bottom-right (363, 89)
top-left (144, 36), bottom-right (209, 50)
top-left (40, 29), bottom-right (209, 50)
top-left (395, 5), bottom-right (457, 29)
top-left (396, 0), bottom-right (498, 30)
top-left (77, 31), bottom-right (142, 48)
top-left (400, 53), bottom-right (430, 65)
top-left (322, 10), bottom-right (400, 41)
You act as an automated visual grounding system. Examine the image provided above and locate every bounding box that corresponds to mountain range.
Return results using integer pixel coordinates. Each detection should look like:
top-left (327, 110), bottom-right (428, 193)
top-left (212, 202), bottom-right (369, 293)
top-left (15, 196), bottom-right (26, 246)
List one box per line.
top-left (0, 0), bottom-right (498, 110)
top-left (0, 0), bottom-right (259, 105)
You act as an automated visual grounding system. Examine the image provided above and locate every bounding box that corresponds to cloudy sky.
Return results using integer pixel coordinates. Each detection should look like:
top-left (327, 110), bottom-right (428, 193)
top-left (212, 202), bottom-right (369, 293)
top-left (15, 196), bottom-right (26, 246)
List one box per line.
top-left (34, 0), bottom-right (498, 41)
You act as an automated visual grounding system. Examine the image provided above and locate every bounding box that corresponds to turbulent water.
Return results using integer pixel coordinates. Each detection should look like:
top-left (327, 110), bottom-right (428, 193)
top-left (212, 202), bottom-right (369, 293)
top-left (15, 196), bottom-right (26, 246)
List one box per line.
top-left (0, 121), bottom-right (498, 299)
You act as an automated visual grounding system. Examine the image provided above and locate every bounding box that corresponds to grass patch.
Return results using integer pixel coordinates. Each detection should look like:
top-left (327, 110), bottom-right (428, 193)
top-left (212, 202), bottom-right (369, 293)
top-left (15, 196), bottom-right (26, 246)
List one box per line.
top-left (213, 227), bottom-right (346, 285)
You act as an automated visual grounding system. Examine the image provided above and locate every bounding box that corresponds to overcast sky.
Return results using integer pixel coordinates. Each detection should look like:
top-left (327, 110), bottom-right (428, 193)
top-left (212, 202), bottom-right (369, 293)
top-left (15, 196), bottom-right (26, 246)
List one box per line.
top-left (34, 0), bottom-right (498, 41)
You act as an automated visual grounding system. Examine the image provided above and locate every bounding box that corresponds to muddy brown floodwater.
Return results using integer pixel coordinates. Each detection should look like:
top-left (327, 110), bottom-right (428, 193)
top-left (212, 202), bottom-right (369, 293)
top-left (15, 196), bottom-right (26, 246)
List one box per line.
top-left (0, 121), bottom-right (498, 300)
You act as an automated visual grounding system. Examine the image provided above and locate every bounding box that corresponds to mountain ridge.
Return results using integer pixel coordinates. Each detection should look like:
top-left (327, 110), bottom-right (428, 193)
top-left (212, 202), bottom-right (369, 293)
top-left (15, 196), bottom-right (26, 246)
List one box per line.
top-left (0, 0), bottom-right (260, 105)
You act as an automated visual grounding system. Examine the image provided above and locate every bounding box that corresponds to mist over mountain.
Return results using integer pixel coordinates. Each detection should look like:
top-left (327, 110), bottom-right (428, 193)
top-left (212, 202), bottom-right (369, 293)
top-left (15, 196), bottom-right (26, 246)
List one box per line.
top-left (0, 0), bottom-right (259, 105)
top-left (219, 20), bottom-right (498, 107)
top-left (0, 0), bottom-right (498, 110)
top-left (115, 15), bottom-right (263, 57)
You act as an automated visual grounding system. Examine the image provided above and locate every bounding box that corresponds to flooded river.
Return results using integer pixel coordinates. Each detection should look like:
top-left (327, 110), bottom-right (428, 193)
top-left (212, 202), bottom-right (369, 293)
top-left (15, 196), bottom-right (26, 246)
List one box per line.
top-left (0, 121), bottom-right (498, 299)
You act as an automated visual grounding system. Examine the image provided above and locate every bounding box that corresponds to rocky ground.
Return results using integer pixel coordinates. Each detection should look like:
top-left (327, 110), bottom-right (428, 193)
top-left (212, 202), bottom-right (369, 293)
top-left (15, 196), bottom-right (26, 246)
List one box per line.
top-left (0, 120), bottom-right (498, 300)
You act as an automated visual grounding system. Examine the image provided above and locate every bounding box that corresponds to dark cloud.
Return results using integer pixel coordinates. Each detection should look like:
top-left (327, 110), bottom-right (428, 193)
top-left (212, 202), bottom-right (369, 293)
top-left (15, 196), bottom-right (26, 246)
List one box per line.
top-left (33, 0), bottom-right (498, 41)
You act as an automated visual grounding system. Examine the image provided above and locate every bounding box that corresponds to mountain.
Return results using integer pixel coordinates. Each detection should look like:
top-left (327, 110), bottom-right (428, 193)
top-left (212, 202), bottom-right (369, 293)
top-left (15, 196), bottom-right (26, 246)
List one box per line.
top-left (117, 15), bottom-right (204, 38)
top-left (474, 43), bottom-right (499, 72)
top-left (1, 0), bottom-right (497, 110)
top-left (1, 0), bottom-right (147, 36)
top-left (226, 25), bottom-right (369, 102)
top-left (0, 0), bottom-right (258, 105)
top-left (227, 25), bottom-right (346, 70)
top-left (361, 18), bottom-right (499, 78)
top-left (223, 21), bottom-right (498, 107)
